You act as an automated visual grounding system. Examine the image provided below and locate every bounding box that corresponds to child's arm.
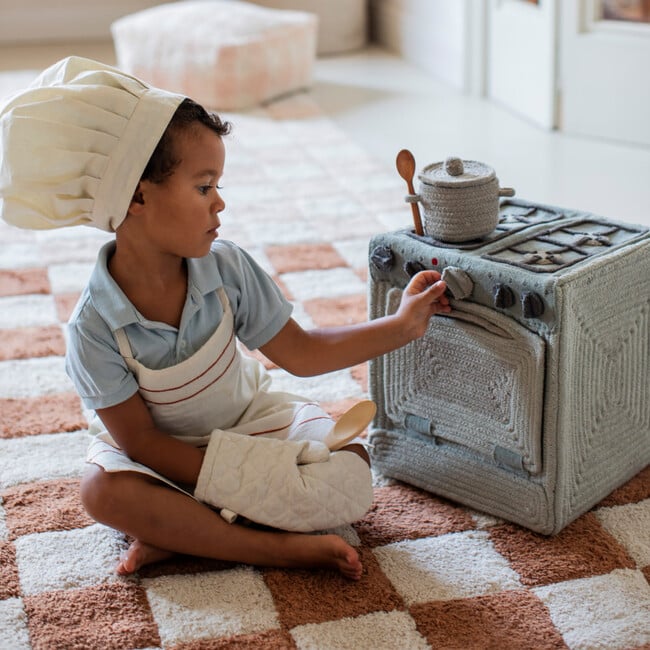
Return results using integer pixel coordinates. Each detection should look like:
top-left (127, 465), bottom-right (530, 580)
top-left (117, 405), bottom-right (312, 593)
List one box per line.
top-left (95, 393), bottom-right (204, 485)
top-left (259, 270), bottom-right (450, 377)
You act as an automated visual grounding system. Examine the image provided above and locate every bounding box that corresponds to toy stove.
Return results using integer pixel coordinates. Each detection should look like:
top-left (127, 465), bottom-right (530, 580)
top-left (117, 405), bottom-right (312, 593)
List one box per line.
top-left (368, 198), bottom-right (650, 533)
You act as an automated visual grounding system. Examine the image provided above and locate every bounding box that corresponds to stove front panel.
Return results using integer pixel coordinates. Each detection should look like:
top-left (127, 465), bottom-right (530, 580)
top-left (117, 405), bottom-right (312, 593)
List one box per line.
top-left (370, 229), bottom-right (558, 334)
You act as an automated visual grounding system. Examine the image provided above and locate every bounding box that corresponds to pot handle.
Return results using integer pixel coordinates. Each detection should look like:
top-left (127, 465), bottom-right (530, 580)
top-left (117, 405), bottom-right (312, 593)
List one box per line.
top-left (499, 187), bottom-right (516, 197)
top-left (405, 193), bottom-right (422, 203)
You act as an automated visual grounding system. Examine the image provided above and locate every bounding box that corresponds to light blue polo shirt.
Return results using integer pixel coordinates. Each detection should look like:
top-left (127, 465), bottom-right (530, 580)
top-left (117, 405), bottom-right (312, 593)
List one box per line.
top-left (65, 239), bottom-right (293, 410)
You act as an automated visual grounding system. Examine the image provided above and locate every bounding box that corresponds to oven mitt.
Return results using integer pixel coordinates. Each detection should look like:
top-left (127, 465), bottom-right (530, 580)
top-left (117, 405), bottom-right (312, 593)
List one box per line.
top-left (194, 428), bottom-right (373, 532)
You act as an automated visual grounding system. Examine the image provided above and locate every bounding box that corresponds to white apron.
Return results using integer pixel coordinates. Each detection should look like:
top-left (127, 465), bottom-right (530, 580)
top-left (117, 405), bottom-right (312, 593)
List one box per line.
top-left (86, 287), bottom-right (337, 495)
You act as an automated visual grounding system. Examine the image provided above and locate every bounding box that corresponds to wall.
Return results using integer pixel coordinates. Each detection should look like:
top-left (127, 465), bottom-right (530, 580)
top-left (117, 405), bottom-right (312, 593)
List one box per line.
top-left (369, 0), bottom-right (475, 90)
top-left (0, 0), bottom-right (162, 44)
top-left (246, 0), bottom-right (368, 54)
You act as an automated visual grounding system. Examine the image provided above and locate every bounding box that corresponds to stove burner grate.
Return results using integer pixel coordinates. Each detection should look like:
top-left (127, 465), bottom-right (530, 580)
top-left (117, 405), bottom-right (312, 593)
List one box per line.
top-left (482, 220), bottom-right (649, 273)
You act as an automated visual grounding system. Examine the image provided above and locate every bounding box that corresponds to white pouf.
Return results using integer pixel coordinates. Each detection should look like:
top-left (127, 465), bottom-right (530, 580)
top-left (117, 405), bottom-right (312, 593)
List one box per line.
top-left (111, 0), bottom-right (318, 110)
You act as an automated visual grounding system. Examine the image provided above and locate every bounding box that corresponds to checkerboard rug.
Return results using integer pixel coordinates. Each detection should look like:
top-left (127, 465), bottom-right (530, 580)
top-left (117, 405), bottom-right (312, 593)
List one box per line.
top-left (1, 76), bottom-right (649, 650)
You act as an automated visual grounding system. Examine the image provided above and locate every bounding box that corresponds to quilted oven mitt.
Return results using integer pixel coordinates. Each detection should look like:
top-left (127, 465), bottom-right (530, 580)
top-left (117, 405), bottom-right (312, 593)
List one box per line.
top-left (194, 429), bottom-right (373, 532)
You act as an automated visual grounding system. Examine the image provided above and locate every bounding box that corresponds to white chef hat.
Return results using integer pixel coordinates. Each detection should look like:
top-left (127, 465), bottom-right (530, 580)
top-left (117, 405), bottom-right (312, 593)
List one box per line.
top-left (0, 56), bottom-right (186, 232)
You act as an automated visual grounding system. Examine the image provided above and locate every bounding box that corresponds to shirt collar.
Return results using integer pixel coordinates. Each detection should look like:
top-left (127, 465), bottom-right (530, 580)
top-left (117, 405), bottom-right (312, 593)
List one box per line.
top-left (88, 241), bottom-right (223, 331)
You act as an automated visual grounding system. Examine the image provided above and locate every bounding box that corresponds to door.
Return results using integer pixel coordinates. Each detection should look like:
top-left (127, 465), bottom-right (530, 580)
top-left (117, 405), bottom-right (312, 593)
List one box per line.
top-left (486, 0), bottom-right (558, 129)
top-left (560, 0), bottom-right (650, 146)
top-left (377, 288), bottom-right (546, 475)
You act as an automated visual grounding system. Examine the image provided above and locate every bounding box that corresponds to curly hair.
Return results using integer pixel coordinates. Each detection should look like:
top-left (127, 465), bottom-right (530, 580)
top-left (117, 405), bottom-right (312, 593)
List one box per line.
top-left (139, 98), bottom-right (231, 185)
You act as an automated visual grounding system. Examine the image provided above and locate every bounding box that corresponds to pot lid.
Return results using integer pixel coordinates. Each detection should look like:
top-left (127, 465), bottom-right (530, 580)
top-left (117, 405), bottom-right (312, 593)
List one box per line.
top-left (419, 157), bottom-right (496, 188)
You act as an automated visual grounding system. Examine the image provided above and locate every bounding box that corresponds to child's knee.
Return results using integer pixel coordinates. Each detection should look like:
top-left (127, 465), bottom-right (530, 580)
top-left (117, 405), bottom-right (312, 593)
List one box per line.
top-left (80, 465), bottom-right (127, 520)
top-left (80, 464), bottom-right (106, 517)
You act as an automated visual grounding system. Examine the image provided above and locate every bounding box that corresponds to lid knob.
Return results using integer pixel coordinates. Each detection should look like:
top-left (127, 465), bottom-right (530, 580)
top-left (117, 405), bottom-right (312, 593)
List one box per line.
top-left (444, 157), bottom-right (464, 177)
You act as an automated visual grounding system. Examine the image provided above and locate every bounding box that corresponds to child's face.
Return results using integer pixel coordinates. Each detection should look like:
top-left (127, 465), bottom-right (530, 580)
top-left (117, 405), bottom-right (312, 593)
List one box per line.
top-left (135, 124), bottom-right (225, 258)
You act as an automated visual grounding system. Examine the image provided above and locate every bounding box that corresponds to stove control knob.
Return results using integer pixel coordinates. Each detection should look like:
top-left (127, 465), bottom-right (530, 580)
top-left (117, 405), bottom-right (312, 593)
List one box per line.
top-left (441, 267), bottom-right (473, 300)
top-left (521, 291), bottom-right (545, 318)
top-left (493, 284), bottom-right (516, 309)
top-left (370, 245), bottom-right (395, 272)
top-left (404, 260), bottom-right (426, 277)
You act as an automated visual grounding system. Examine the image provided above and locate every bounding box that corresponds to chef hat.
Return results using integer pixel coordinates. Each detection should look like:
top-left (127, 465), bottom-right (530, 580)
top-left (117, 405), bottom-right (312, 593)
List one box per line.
top-left (0, 56), bottom-right (186, 232)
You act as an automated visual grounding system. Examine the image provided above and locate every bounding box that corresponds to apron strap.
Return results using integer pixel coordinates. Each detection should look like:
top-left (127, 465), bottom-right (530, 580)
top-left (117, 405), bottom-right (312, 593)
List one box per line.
top-left (216, 286), bottom-right (231, 314)
top-left (113, 327), bottom-right (134, 360)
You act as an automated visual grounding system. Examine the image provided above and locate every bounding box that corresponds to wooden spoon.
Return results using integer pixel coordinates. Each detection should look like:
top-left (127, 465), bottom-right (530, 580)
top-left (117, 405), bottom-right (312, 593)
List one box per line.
top-left (396, 149), bottom-right (424, 235)
top-left (323, 400), bottom-right (377, 451)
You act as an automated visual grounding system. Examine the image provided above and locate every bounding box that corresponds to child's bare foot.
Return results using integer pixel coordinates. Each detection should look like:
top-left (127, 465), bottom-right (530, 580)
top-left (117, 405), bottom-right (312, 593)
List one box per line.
top-left (116, 539), bottom-right (174, 575)
top-left (306, 534), bottom-right (363, 580)
top-left (330, 537), bottom-right (363, 580)
top-left (117, 534), bottom-right (362, 579)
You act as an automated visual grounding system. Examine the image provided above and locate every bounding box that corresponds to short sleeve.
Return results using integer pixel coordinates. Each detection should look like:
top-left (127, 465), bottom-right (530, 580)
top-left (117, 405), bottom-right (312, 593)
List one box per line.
top-left (65, 295), bottom-right (139, 410)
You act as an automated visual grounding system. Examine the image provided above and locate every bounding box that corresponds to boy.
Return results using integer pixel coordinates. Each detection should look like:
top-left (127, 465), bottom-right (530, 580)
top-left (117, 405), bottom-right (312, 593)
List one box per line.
top-left (0, 58), bottom-right (450, 579)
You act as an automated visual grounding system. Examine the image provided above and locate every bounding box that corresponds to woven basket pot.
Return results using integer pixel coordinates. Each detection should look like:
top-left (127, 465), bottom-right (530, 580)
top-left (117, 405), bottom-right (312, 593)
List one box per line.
top-left (406, 157), bottom-right (515, 242)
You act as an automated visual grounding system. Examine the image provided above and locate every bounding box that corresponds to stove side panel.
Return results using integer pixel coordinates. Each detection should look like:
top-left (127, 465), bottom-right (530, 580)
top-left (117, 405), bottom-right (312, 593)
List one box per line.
top-left (553, 237), bottom-right (650, 530)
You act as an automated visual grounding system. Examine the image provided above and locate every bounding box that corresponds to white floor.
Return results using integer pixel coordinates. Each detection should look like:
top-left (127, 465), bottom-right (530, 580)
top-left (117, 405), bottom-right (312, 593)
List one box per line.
top-left (1, 41), bottom-right (649, 226)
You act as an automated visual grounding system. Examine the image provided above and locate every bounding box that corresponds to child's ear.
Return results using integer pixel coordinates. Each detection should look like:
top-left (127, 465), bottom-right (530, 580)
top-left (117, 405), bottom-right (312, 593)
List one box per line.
top-left (128, 182), bottom-right (145, 214)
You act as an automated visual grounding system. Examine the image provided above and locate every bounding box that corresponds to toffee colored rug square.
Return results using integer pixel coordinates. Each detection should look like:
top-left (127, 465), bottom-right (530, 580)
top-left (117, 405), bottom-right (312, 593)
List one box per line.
top-left (0, 80), bottom-right (649, 649)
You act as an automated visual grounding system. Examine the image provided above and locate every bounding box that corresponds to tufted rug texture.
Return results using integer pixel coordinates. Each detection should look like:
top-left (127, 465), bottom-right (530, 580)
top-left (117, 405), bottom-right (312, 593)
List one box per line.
top-left (0, 74), bottom-right (649, 650)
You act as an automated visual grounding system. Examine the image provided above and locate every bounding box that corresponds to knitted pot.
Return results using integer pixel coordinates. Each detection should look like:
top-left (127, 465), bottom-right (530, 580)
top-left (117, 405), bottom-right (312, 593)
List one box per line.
top-left (406, 157), bottom-right (515, 242)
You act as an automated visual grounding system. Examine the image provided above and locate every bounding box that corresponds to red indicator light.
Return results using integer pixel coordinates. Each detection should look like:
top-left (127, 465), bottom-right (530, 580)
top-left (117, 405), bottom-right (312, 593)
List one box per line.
top-left (431, 258), bottom-right (438, 266)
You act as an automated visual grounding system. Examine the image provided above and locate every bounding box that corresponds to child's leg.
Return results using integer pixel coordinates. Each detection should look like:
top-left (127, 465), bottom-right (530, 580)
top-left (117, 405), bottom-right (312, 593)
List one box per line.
top-left (80, 464), bottom-right (363, 579)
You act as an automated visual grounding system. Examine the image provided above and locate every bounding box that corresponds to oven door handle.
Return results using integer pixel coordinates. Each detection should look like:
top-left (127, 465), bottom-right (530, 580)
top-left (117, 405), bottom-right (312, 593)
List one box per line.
top-left (387, 288), bottom-right (528, 340)
top-left (436, 299), bottom-right (523, 340)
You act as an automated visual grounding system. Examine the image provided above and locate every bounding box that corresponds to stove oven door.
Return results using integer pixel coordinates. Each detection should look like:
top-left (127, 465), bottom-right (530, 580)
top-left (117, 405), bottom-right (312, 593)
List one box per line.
top-left (380, 288), bottom-right (545, 475)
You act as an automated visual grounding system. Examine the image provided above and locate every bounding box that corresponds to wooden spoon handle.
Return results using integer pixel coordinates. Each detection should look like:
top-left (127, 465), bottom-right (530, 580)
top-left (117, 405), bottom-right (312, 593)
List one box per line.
top-left (406, 180), bottom-right (424, 236)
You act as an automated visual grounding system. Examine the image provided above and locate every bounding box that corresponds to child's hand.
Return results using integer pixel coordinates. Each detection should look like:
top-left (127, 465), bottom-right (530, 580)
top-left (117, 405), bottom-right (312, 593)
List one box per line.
top-left (396, 270), bottom-right (452, 340)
